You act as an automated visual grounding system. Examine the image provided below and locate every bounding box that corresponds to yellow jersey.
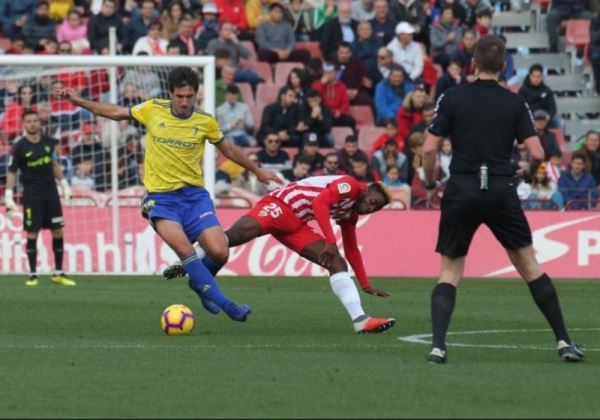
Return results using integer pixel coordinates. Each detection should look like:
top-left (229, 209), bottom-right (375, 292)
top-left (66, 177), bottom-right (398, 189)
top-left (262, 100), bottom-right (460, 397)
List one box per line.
top-left (130, 99), bottom-right (224, 192)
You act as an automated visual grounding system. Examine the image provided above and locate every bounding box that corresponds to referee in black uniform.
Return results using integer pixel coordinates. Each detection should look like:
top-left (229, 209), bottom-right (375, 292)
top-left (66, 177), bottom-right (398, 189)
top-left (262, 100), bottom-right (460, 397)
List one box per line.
top-left (422, 36), bottom-right (584, 364)
top-left (4, 110), bottom-right (75, 287)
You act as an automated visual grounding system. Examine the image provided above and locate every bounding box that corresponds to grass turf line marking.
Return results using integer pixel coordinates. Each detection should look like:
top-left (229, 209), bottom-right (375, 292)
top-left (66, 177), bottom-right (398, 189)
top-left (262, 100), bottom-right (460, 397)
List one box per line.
top-left (398, 328), bottom-right (600, 351)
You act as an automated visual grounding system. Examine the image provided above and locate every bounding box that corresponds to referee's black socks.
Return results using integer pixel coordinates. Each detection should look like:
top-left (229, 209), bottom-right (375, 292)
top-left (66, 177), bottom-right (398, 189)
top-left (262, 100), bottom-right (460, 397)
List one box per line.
top-left (53, 237), bottom-right (64, 273)
top-left (527, 274), bottom-right (571, 344)
top-left (26, 238), bottom-right (37, 275)
top-left (431, 282), bottom-right (457, 351)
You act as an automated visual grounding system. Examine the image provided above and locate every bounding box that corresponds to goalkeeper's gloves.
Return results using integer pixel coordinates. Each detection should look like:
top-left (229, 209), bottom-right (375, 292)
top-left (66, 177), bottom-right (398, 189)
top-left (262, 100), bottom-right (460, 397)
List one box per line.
top-left (60, 179), bottom-right (73, 206)
top-left (5, 189), bottom-right (17, 217)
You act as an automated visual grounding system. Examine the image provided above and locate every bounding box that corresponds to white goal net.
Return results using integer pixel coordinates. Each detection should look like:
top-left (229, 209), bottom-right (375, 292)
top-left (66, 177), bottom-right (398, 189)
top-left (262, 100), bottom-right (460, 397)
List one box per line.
top-left (0, 54), bottom-right (216, 275)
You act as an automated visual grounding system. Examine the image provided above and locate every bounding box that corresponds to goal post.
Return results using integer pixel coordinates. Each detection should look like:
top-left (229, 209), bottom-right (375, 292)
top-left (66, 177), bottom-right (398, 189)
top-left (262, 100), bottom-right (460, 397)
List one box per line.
top-left (0, 54), bottom-right (217, 274)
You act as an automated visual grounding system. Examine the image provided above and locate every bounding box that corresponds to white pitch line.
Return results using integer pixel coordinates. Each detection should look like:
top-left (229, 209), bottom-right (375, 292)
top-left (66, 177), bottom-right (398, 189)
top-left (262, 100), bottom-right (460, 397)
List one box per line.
top-left (398, 328), bottom-right (600, 351)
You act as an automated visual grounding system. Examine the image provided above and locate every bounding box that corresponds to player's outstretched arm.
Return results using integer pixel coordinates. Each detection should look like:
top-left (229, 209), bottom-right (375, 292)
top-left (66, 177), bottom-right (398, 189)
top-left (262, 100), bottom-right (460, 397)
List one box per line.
top-left (340, 221), bottom-right (390, 298)
top-left (54, 87), bottom-right (131, 121)
top-left (215, 138), bottom-right (282, 185)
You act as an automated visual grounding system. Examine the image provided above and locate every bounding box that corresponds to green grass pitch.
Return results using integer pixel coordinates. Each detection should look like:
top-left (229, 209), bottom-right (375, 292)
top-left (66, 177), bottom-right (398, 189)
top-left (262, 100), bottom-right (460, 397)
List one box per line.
top-left (1, 276), bottom-right (599, 418)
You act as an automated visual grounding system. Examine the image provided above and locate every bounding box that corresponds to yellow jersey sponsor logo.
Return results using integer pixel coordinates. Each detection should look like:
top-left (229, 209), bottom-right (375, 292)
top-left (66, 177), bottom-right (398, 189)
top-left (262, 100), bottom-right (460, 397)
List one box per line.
top-left (151, 136), bottom-right (199, 149)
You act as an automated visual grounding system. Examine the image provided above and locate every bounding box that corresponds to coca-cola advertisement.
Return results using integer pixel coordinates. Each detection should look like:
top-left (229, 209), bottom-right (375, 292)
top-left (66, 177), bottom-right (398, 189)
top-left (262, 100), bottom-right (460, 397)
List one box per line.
top-left (0, 208), bottom-right (598, 278)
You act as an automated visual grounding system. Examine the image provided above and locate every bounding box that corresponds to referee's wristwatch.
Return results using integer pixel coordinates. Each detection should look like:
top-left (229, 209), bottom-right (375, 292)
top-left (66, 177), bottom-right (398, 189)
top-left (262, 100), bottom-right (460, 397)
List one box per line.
top-left (425, 180), bottom-right (438, 191)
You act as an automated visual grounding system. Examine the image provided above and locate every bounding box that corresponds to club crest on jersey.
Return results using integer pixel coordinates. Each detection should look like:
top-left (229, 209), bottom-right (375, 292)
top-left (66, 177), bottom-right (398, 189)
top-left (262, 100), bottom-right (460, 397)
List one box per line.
top-left (159, 121), bottom-right (166, 129)
top-left (337, 183), bottom-right (351, 194)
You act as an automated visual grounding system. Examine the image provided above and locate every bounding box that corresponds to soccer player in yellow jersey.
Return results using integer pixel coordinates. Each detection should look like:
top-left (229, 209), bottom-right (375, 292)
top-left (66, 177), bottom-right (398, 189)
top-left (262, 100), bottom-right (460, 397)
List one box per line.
top-left (56, 67), bottom-right (281, 321)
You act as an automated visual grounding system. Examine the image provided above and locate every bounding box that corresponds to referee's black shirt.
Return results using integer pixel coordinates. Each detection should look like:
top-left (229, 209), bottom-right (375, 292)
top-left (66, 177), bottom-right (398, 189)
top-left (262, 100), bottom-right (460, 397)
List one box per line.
top-left (428, 79), bottom-right (537, 177)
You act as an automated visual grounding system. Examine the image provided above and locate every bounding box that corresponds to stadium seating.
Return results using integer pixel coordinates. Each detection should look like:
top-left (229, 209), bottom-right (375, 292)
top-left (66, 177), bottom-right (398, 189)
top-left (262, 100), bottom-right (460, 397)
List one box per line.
top-left (0, 38), bottom-right (11, 52)
top-left (240, 41), bottom-right (257, 61)
top-left (349, 106), bottom-right (375, 130)
top-left (549, 128), bottom-right (566, 150)
top-left (332, 127), bottom-right (354, 148)
top-left (556, 97), bottom-right (600, 116)
top-left (504, 32), bottom-right (550, 51)
top-left (544, 75), bottom-right (587, 94)
top-left (236, 83), bottom-right (255, 108)
top-left (565, 19), bottom-right (591, 48)
top-left (493, 11), bottom-right (534, 31)
top-left (512, 53), bottom-right (571, 74)
top-left (255, 83), bottom-right (280, 108)
top-left (564, 119), bottom-right (600, 142)
top-left (357, 126), bottom-right (386, 152)
top-left (274, 62), bottom-right (304, 86)
top-left (295, 41), bottom-right (323, 60)
top-left (253, 62), bottom-right (274, 84)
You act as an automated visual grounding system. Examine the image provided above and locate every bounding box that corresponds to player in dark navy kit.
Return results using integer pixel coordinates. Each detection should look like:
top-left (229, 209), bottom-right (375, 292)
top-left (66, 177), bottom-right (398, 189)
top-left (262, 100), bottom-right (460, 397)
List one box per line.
top-left (4, 110), bottom-right (75, 287)
top-left (422, 36), bottom-right (584, 364)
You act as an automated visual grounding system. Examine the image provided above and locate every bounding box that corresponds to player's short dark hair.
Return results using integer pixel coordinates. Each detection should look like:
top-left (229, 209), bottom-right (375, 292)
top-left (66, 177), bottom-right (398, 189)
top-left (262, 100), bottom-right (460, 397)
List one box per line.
top-left (226, 84), bottom-right (240, 95)
top-left (369, 182), bottom-right (392, 205)
top-left (385, 138), bottom-right (397, 147)
top-left (474, 35), bottom-right (505, 74)
top-left (168, 66), bottom-right (199, 93)
top-left (345, 135), bottom-right (358, 144)
top-left (22, 110), bottom-right (39, 120)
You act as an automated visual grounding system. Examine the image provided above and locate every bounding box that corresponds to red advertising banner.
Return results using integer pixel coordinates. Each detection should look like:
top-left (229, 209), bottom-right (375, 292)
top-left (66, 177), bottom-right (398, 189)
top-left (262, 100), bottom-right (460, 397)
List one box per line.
top-left (0, 208), bottom-right (598, 278)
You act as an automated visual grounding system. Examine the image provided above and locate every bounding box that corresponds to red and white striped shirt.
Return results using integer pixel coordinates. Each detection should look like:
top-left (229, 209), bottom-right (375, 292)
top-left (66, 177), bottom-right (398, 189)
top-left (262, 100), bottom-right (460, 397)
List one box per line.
top-left (270, 175), bottom-right (366, 224)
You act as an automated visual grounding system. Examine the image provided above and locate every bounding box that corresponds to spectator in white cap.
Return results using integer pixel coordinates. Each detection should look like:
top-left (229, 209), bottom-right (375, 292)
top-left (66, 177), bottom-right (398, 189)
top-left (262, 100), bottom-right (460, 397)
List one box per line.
top-left (386, 21), bottom-right (424, 81)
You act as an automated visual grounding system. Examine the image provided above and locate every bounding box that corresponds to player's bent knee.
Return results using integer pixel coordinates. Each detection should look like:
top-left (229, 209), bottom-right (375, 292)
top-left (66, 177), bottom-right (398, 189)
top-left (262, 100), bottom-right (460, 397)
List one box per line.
top-left (328, 255), bottom-right (348, 273)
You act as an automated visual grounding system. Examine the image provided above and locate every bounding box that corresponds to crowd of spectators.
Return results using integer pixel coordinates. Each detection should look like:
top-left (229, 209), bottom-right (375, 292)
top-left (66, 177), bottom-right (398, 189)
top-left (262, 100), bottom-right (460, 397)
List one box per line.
top-left (0, 0), bottom-right (598, 210)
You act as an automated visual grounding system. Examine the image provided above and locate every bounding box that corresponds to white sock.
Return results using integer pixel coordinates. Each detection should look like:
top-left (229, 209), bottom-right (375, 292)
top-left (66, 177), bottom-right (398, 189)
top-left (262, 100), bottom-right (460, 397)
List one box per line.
top-left (192, 235), bottom-right (228, 260)
top-left (193, 242), bottom-right (206, 260)
top-left (329, 272), bottom-right (366, 321)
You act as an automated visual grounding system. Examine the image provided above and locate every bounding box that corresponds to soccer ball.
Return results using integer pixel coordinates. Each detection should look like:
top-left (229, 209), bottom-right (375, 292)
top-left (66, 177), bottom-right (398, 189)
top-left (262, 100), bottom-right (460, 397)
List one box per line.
top-left (161, 304), bottom-right (195, 335)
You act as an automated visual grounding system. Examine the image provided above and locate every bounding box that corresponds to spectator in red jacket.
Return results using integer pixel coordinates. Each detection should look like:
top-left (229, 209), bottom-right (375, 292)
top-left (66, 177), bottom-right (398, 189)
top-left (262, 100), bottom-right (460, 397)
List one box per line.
top-left (397, 86), bottom-right (428, 142)
top-left (1, 84), bottom-right (36, 142)
top-left (214, 0), bottom-right (248, 32)
top-left (370, 119), bottom-right (405, 155)
top-left (312, 62), bottom-right (356, 131)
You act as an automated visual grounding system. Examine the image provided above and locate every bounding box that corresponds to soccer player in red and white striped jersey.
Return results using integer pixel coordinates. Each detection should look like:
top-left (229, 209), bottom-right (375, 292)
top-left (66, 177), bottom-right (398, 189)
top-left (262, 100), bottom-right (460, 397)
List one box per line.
top-left (165, 175), bottom-right (396, 334)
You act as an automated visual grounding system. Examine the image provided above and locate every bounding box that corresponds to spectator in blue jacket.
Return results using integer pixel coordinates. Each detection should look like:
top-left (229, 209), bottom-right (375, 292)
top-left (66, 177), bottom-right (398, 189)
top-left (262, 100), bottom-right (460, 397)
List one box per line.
top-left (374, 64), bottom-right (414, 124)
top-left (0, 0), bottom-right (36, 38)
top-left (123, 0), bottom-right (159, 53)
top-left (558, 151), bottom-right (598, 210)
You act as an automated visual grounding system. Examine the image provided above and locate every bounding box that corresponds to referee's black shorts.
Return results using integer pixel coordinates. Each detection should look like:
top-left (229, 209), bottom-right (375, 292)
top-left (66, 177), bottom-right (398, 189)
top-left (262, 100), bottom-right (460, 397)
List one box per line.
top-left (22, 194), bottom-right (64, 232)
top-left (436, 175), bottom-right (532, 258)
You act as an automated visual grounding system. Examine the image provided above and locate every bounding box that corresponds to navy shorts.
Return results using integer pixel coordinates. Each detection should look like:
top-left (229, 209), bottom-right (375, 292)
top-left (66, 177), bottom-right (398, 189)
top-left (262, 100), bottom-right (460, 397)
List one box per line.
top-left (142, 186), bottom-right (220, 243)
